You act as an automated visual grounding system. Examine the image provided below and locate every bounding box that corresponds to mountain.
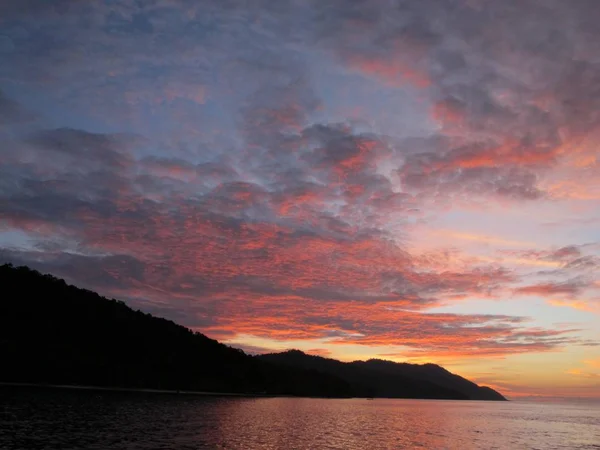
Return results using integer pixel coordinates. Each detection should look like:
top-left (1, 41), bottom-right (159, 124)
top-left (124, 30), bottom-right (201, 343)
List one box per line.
top-left (0, 264), bottom-right (352, 397)
top-left (1, 264), bottom-right (506, 400)
top-left (259, 350), bottom-right (506, 401)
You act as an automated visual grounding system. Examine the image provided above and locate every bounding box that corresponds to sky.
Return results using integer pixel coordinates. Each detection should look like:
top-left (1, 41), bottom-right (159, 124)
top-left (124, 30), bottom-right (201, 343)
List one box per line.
top-left (0, 0), bottom-right (599, 399)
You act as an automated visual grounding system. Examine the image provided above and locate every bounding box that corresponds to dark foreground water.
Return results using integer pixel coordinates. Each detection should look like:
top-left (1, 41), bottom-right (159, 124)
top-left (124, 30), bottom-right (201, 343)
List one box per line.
top-left (1, 387), bottom-right (599, 449)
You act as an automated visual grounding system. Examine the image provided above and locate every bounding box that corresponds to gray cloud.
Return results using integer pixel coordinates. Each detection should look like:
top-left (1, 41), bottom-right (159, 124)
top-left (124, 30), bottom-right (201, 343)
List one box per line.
top-left (1, 0), bottom-right (598, 357)
top-left (0, 89), bottom-right (35, 125)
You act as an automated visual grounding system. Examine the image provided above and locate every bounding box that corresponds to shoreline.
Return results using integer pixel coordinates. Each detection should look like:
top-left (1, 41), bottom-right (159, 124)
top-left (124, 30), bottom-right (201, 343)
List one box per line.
top-left (0, 381), bottom-right (266, 397)
top-left (1, 382), bottom-right (508, 401)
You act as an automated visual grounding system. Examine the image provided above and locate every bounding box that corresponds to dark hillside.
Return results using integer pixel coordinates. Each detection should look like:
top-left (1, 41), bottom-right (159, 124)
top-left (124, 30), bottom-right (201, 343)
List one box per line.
top-left (0, 264), bottom-right (352, 397)
top-left (0, 264), bottom-right (506, 400)
top-left (259, 350), bottom-right (506, 401)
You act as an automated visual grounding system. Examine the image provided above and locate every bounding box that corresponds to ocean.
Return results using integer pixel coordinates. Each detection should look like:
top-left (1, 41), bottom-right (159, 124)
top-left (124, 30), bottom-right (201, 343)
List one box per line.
top-left (1, 386), bottom-right (599, 449)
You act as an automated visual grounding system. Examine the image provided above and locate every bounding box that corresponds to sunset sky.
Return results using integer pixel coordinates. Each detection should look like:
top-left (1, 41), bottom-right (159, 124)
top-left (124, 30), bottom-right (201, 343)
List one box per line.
top-left (1, 0), bottom-right (599, 398)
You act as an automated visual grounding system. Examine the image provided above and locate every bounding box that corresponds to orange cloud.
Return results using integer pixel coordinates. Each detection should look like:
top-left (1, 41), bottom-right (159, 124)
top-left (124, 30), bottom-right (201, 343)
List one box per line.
top-left (432, 230), bottom-right (534, 248)
top-left (584, 359), bottom-right (600, 368)
top-left (514, 281), bottom-right (584, 297)
top-left (545, 180), bottom-right (600, 201)
top-left (566, 368), bottom-right (600, 379)
top-left (431, 100), bottom-right (466, 126)
top-left (345, 55), bottom-right (431, 88)
top-left (437, 139), bottom-right (560, 172)
top-left (548, 299), bottom-right (600, 313)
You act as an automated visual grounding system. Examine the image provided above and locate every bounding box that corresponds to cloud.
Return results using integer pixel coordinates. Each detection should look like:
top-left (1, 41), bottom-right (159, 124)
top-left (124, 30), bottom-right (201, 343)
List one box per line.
top-left (322, 0), bottom-right (600, 201)
top-left (0, 128), bottom-right (140, 235)
top-left (226, 343), bottom-right (275, 356)
top-left (566, 362), bottom-right (600, 379)
top-left (548, 299), bottom-right (600, 313)
top-left (1, 0), bottom-right (599, 367)
top-left (584, 359), bottom-right (600, 369)
top-left (398, 144), bottom-right (546, 201)
top-left (432, 230), bottom-right (534, 248)
top-left (502, 244), bottom-right (600, 275)
top-left (25, 128), bottom-right (136, 171)
top-left (0, 90), bottom-right (35, 125)
top-left (514, 280), bottom-right (588, 297)
top-left (2, 1), bottom-right (598, 199)
top-left (1, 122), bottom-right (582, 359)
top-left (201, 293), bottom-right (592, 358)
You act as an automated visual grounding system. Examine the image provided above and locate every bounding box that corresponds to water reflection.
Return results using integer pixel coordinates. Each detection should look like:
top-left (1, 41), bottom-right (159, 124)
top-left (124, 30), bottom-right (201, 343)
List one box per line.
top-left (1, 387), bottom-right (599, 449)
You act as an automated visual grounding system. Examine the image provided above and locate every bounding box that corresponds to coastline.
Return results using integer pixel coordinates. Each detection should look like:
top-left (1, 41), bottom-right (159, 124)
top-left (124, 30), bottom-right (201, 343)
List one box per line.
top-left (0, 382), bottom-right (508, 401)
top-left (0, 381), bottom-right (263, 397)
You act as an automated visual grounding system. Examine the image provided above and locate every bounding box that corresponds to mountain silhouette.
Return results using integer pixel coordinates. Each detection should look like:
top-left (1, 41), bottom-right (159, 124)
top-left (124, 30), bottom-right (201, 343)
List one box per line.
top-left (0, 264), bottom-right (505, 400)
top-left (0, 264), bottom-right (352, 397)
top-left (259, 350), bottom-right (506, 400)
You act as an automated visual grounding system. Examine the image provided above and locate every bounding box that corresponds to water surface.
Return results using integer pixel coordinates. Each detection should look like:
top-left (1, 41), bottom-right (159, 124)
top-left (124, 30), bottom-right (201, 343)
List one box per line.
top-left (1, 387), bottom-right (599, 449)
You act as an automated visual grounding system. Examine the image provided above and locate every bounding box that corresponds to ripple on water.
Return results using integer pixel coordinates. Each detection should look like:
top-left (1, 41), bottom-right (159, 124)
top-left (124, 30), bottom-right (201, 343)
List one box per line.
top-left (1, 388), bottom-right (599, 450)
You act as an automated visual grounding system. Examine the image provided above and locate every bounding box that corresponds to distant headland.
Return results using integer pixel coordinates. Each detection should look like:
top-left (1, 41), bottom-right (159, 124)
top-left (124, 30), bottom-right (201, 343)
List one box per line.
top-left (0, 264), bottom-right (506, 401)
